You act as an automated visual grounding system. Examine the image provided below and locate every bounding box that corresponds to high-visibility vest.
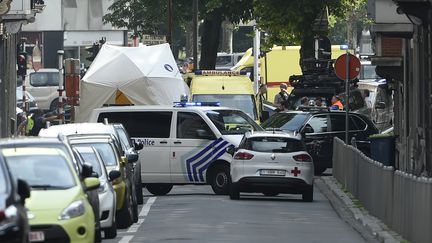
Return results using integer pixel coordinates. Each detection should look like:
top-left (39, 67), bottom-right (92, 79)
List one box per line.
top-left (26, 115), bottom-right (34, 134)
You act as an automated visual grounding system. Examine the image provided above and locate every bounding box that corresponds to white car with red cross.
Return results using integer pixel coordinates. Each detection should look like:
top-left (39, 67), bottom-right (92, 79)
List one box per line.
top-left (229, 131), bottom-right (314, 201)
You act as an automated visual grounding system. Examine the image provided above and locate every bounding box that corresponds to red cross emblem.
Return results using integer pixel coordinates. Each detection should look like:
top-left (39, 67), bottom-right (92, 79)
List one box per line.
top-left (291, 167), bottom-right (301, 177)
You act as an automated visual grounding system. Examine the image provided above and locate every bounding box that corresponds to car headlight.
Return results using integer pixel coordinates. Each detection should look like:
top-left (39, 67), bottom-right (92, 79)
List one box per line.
top-left (98, 181), bottom-right (108, 193)
top-left (59, 200), bottom-right (85, 220)
top-left (0, 205), bottom-right (18, 230)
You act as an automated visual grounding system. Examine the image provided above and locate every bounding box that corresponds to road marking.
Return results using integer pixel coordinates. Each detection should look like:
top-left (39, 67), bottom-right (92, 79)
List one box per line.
top-left (118, 235), bottom-right (134, 243)
top-left (139, 197), bottom-right (156, 217)
top-left (127, 218), bottom-right (145, 233)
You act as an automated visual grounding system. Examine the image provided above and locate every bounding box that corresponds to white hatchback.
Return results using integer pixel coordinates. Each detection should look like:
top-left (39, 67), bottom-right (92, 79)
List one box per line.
top-left (229, 131), bottom-right (314, 201)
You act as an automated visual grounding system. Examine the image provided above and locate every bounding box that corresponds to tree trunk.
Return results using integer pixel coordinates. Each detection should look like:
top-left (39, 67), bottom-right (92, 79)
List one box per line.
top-left (185, 21), bottom-right (194, 58)
top-left (200, 9), bottom-right (223, 69)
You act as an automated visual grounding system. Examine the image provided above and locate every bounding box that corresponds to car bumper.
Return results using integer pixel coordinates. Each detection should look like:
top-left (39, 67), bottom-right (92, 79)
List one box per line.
top-left (98, 188), bottom-right (116, 229)
top-left (233, 177), bottom-right (313, 194)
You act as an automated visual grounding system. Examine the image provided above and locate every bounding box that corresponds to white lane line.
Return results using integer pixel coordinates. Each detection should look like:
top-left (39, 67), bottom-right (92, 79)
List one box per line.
top-left (118, 235), bottom-right (134, 243)
top-left (127, 218), bottom-right (145, 233)
top-left (139, 197), bottom-right (157, 217)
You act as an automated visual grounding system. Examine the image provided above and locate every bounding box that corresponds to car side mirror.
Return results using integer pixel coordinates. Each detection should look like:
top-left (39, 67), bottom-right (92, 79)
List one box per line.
top-left (226, 146), bottom-right (236, 156)
top-left (196, 129), bottom-right (215, 140)
top-left (302, 125), bottom-right (314, 134)
top-left (127, 152), bottom-right (139, 163)
top-left (17, 179), bottom-right (30, 205)
top-left (133, 140), bottom-right (143, 151)
top-left (375, 102), bottom-right (386, 109)
top-left (82, 162), bottom-right (94, 178)
top-left (84, 177), bottom-right (100, 191)
top-left (108, 170), bottom-right (122, 181)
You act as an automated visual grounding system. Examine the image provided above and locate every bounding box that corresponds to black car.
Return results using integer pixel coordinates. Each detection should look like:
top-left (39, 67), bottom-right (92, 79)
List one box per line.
top-left (261, 110), bottom-right (379, 174)
top-left (0, 154), bottom-right (30, 243)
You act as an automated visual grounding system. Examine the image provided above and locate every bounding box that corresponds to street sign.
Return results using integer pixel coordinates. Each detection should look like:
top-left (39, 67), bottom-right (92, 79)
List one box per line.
top-left (334, 53), bottom-right (361, 80)
top-left (142, 34), bottom-right (166, 46)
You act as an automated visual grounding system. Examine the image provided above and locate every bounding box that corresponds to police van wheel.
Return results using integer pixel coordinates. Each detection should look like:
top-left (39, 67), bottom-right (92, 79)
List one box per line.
top-left (146, 184), bottom-right (173, 196)
top-left (210, 164), bottom-right (231, 195)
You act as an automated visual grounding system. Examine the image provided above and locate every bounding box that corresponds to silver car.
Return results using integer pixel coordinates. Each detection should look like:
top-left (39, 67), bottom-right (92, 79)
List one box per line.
top-left (73, 146), bottom-right (117, 239)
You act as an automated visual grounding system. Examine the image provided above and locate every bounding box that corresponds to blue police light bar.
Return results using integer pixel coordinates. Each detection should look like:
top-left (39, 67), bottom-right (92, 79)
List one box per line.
top-left (194, 70), bottom-right (247, 76)
top-left (340, 44), bottom-right (349, 50)
top-left (173, 101), bottom-right (221, 107)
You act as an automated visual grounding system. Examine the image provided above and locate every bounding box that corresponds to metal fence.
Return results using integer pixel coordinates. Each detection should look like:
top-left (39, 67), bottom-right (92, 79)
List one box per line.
top-left (333, 137), bottom-right (432, 243)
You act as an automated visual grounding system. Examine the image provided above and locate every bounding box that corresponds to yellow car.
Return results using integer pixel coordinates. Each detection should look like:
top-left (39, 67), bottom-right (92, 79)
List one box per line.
top-left (0, 140), bottom-right (99, 243)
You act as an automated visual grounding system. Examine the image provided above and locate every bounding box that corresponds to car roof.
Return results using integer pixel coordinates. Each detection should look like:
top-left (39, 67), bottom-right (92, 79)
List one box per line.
top-left (245, 131), bottom-right (301, 140)
top-left (0, 137), bottom-right (66, 146)
top-left (93, 105), bottom-right (239, 113)
top-left (39, 123), bottom-right (115, 137)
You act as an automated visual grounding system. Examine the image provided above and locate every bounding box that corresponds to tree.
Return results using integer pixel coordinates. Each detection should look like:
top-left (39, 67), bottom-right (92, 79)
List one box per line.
top-left (199, 0), bottom-right (253, 69)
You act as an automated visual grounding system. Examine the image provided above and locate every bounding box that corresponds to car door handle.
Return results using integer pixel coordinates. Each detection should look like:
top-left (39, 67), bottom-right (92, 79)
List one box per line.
top-left (174, 141), bottom-right (182, 144)
top-left (159, 141), bottom-right (168, 144)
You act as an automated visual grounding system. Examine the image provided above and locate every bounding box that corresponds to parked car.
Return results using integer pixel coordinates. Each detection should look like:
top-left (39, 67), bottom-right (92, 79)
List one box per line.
top-left (0, 137), bottom-right (99, 243)
top-left (0, 155), bottom-right (30, 243)
top-left (356, 80), bottom-right (394, 132)
top-left (261, 110), bottom-right (379, 174)
top-left (229, 131), bottom-right (314, 201)
top-left (74, 146), bottom-right (118, 239)
top-left (67, 134), bottom-right (138, 229)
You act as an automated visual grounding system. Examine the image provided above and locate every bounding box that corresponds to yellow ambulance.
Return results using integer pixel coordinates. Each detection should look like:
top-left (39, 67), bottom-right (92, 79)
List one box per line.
top-left (189, 70), bottom-right (261, 123)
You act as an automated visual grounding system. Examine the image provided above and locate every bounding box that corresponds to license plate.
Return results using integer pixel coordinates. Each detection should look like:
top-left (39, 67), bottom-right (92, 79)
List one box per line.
top-left (260, 169), bottom-right (286, 176)
top-left (29, 231), bottom-right (45, 242)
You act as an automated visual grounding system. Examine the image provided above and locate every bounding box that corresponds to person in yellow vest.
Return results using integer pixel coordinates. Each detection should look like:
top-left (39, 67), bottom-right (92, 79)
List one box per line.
top-left (26, 110), bottom-right (58, 136)
top-left (330, 95), bottom-right (344, 110)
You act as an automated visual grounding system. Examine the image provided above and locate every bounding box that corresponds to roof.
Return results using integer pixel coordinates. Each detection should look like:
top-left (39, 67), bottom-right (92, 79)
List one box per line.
top-left (0, 137), bottom-right (65, 146)
top-left (92, 105), bottom-right (240, 113)
top-left (245, 131), bottom-right (300, 140)
top-left (39, 123), bottom-right (115, 137)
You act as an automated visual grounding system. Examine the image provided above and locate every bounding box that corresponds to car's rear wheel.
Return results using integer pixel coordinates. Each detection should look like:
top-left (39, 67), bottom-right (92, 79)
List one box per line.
top-left (146, 184), bottom-right (173, 196)
top-left (229, 183), bottom-right (240, 200)
top-left (262, 191), bottom-right (279, 197)
top-left (116, 192), bottom-right (133, 229)
top-left (302, 187), bottom-right (314, 202)
top-left (210, 164), bottom-right (231, 195)
top-left (104, 220), bottom-right (117, 239)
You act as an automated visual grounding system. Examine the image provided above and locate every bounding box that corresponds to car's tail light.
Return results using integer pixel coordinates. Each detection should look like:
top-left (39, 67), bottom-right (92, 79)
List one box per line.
top-left (234, 152), bottom-right (254, 160)
top-left (293, 154), bottom-right (312, 162)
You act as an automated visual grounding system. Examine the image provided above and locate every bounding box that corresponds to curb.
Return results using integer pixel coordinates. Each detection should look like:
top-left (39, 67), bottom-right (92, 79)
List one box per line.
top-left (317, 176), bottom-right (404, 243)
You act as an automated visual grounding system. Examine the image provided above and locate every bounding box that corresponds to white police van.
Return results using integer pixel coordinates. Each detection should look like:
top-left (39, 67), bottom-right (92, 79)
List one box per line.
top-left (88, 102), bottom-right (263, 195)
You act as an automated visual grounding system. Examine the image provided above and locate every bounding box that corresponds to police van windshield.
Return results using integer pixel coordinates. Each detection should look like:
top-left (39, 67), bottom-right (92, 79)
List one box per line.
top-left (194, 94), bottom-right (258, 120)
top-left (205, 110), bottom-right (263, 135)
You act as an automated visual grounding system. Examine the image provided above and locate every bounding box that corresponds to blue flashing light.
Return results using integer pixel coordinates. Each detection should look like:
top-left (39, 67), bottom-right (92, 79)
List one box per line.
top-left (174, 101), bottom-right (221, 107)
top-left (340, 44), bottom-right (349, 50)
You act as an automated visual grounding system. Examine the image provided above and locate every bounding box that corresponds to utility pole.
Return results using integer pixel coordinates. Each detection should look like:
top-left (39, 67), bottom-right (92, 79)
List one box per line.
top-left (167, 0), bottom-right (173, 46)
top-left (192, 0), bottom-right (198, 70)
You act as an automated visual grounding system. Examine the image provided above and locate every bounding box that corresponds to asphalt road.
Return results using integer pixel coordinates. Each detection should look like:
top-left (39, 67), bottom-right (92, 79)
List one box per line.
top-left (104, 181), bottom-right (366, 243)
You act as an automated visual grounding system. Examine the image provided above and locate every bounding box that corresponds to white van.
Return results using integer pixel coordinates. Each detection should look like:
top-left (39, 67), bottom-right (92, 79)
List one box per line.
top-left (24, 68), bottom-right (61, 111)
top-left (88, 103), bottom-right (263, 196)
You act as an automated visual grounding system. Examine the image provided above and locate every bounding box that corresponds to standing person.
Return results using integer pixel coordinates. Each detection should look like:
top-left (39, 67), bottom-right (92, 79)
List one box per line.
top-left (27, 110), bottom-right (58, 136)
top-left (315, 97), bottom-right (325, 107)
top-left (274, 83), bottom-right (289, 112)
top-left (330, 95), bottom-right (344, 110)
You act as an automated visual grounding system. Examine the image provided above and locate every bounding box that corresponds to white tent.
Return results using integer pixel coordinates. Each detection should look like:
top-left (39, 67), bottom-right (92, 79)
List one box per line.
top-left (76, 43), bottom-right (189, 122)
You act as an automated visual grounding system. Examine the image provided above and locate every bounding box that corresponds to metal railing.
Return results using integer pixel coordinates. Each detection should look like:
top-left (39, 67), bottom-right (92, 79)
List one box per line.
top-left (333, 137), bottom-right (432, 243)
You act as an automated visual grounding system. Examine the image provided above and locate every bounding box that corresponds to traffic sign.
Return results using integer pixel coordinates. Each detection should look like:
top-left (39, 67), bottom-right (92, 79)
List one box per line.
top-left (334, 53), bottom-right (361, 80)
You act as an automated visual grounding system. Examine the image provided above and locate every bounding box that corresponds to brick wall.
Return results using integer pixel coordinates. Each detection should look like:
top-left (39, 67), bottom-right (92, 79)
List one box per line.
top-left (381, 37), bottom-right (402, 56)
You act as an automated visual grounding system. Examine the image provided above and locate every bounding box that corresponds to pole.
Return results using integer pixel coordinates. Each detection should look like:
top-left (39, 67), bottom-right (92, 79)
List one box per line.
top-left (57, 50), bottom-right (64, 124)
top-left (192, 0), bottom-right (198, 70)
top-left (345, 51), bottom-right (350, 144)
top-left (253, 26), bottom-right (260, 94)
top-left (167, 0), bottom-right (173, 46)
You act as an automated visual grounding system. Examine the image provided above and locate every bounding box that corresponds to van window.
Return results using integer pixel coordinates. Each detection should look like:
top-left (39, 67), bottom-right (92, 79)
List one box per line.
top-left (97, 111), bottom-right (172, 138)
top-left (177, 112), bottom-right (213, 139)
top-left (193, 94), bottom-right (258, 120)
top-left (29, 72), bottom-right (60, 87)
top-left (216, 56), bottom-right (232, 66)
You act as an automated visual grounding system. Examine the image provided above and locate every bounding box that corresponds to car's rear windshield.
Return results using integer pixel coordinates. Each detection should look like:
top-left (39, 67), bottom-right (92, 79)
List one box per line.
top-left (74, 143), bottom-right (118, 166)
top-left (74, 149), bottom-right (103, 177)
top-left (261, 113), bottom-right (309, 131)
top-left (240, 136), bottom-right (304, 153)
top-left (3, 148), bottom-right (76, 189)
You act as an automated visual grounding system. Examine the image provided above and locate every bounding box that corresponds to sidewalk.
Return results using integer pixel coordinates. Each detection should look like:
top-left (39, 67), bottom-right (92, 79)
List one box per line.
top-left (316, 176), bottom-right (405, 243)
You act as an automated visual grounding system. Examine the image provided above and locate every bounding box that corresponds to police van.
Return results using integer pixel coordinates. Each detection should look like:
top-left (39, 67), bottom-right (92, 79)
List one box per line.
top-left (88, 102), bottom-right (263, 196)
